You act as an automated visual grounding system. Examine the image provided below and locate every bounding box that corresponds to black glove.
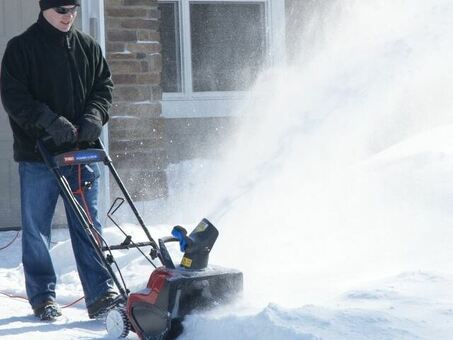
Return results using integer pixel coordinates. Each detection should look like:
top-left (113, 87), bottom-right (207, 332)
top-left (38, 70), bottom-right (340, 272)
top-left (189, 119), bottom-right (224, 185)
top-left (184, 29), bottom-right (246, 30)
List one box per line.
top-left (78, 113), bottom-right (103, 142)
top-left (45, 116), bottom-right (78, 146)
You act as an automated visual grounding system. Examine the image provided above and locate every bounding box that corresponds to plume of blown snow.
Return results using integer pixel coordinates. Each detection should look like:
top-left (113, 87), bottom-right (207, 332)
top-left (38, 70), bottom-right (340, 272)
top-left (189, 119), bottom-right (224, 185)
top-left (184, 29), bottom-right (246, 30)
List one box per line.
top-left (166, 0), bottom-right (453, 308)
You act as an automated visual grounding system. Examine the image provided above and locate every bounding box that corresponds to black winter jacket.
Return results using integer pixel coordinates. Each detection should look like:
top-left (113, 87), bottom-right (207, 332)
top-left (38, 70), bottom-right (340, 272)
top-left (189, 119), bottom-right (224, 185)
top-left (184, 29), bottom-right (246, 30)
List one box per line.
top-left (0, 13), bottom-right (113, 162)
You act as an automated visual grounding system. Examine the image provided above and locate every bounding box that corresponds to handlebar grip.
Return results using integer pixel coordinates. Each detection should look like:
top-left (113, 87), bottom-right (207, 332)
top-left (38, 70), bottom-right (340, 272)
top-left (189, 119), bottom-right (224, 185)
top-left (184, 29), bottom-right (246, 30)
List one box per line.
top-left (37, 138), bottom-right (107, 169)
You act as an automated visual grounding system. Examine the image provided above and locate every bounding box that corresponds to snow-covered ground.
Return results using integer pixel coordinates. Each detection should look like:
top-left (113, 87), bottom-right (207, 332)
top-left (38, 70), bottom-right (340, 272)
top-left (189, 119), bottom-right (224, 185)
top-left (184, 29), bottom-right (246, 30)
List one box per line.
top-left (2, 222), bottom-right (453, 339)
top-left (2, 0), bottom-right (453, 338)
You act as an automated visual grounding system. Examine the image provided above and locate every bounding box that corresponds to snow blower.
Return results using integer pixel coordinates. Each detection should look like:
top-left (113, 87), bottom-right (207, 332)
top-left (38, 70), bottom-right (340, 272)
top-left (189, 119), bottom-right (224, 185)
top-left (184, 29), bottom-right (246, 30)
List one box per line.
top-left (37, 139), bottom-right (243, 339)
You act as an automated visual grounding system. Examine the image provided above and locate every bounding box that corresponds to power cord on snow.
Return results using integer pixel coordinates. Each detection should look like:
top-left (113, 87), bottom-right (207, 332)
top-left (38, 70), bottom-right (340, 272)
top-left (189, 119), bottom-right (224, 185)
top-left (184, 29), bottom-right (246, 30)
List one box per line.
top-left (0, 230), bottom-right (21, 251)
top-left (0, 230), bottom-right (84, 308)
top-left (0, 291), bottom-right (85, 309)
top-left (0, 291), bottom-right (28, 301)
top-left (61, 296), bottom-right (85, 308)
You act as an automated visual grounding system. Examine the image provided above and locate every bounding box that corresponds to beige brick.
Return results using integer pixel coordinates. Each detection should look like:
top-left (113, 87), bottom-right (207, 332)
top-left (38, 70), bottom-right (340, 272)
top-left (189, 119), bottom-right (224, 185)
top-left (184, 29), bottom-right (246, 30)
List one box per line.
top-left (150, 85), bottom-right (162, 100)
top-left (111, 102), bottom-right (161, 118)
top-left (148, 8), bottom-right (159, 19)
top-left (106, 42), bottom-right (127, 53)
top-left (136, 73), bottom-right (160, 84)
top-left (107, 52), bottom-right (137, 60)
top-left (127, 42), bottom-right (160, 54)
top-left (112, 74), bottom-right (137, 84)
top-left (121, 18), bottom-right (158, 30)
top-left (104, 0), bottom-right (122, 8)
top-left (110, 116), bottom-right (164, 137)
top-left (113, 73), bottom-right (160, 85)
top-left (106, 7), bottom-right (148, 18)
top-left (147, 54), bottom-right (162, 71)
top-left (105, 18), bottom-right (123, 29)
top-left (110, 137), bottom-right (165, 153)
top-left (137, 30), bottom-right (160, 41)
top-left (108, 151), bottom-right (166, 173)
top-left (109, 60), bottom-right (142, 74)
top-left (113, 85), bottom-right (152, 101)
top-left (123, 0), bottom-right (157, 7)
top-left (108, 30), bottom-right (138, 42)
top-left (140, 61), bottom-right (149, 72)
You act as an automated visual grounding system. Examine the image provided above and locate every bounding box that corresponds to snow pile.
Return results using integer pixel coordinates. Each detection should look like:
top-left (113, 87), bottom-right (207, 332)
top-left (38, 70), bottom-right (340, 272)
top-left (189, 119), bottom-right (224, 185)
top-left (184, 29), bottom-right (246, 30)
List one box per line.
top-left (5, 238), bottom-right (453, 340)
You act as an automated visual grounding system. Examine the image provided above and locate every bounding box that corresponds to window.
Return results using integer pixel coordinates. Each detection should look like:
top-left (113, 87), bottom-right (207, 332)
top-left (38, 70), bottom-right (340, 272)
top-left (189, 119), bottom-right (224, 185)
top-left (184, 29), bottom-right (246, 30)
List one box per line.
top-left (158, 0), bottom-right (285, 117)
top-left (160, 2), bottom-right (182, 92)
top-left (191, 3), bottom-right (266, 92)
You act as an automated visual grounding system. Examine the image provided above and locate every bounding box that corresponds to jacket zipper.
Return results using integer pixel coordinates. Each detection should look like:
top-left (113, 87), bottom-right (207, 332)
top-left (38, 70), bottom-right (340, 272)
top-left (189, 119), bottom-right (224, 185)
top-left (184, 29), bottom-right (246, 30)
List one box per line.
top-left (65, 34), bottom-right (71, 51)
top-left (65, 34), bottom-right (75, 121)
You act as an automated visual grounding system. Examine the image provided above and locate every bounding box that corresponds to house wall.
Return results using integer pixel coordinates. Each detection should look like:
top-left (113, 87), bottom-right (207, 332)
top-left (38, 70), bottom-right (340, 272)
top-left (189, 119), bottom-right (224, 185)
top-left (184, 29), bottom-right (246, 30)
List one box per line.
top-left (103, 0), bottom-right (294, 206)
top-left (0, 1), bottom-right (40, 229)
top-left (0, 0), bottom-right (296, 228)
top-left (104, 0), bottom-right (168, 200)
top-left (104, 0), bottom-right (240, 205)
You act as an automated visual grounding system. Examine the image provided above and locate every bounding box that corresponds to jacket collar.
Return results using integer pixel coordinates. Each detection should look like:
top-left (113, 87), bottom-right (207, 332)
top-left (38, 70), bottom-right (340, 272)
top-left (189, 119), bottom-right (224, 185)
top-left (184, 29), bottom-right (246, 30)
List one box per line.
top-left (37, 12), bottom-right (74, 48)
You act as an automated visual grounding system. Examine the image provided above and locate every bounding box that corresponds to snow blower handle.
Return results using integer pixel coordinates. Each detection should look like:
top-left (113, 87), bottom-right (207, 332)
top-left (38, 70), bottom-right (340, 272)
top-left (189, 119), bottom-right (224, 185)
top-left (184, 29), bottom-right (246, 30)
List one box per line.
top-left (37, 136), bottom-right (106, 168)
top-left (37, 138), bottom-right (59, 170)
top-left (38, 138), bottom-right (160, 252)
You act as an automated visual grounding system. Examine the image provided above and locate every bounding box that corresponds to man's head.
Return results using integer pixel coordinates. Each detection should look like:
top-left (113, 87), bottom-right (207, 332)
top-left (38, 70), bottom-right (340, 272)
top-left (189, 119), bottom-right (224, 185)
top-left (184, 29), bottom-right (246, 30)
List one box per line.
top-left (40, 0), bottom-right (80, 32)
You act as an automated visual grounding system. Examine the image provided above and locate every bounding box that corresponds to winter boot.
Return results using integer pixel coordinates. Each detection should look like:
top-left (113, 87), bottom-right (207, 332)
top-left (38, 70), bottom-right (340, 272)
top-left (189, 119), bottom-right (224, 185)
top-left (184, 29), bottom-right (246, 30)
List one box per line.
top-left (33, 301), bottom-right (62, 321)
top-left (87, 291), bottom-right (123, 319)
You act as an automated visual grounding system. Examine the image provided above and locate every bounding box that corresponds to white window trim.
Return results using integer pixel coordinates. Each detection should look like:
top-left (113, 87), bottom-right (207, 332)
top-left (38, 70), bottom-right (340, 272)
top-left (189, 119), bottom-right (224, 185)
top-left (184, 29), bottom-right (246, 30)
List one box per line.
top-left (81, 0), bottom-right (111, 217)
top-left (160, 0), bottom-right (286, 118)
top-left (80, 0), bottom-right (106, 53)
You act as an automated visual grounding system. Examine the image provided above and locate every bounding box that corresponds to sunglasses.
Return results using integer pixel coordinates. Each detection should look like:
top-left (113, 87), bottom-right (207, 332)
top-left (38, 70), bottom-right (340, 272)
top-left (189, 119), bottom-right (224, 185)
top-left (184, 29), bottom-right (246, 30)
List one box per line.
top-left (53, 6), bottom-right (79, 15)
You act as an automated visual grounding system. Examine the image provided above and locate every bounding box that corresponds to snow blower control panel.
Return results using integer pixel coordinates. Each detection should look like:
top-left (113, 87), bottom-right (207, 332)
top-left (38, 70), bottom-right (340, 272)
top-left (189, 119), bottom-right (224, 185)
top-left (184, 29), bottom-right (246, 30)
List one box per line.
top-left (54, 149), bottom-right (107, 166)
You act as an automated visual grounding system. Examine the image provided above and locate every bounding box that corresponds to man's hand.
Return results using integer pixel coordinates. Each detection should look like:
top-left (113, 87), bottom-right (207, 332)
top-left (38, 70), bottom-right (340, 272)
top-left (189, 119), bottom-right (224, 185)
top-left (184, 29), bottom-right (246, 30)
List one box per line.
top-left (45, 116), bottom-right (77, 146)
top-left (78, 114), bottom-right (102, 142)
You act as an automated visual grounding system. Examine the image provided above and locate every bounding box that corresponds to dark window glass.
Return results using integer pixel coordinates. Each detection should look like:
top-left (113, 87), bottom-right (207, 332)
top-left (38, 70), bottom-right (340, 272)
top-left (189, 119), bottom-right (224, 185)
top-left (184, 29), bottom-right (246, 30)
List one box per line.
top-left (190, 2), bottom-right (266, 92)
top-left (159, 2), bottom-right (182, 92)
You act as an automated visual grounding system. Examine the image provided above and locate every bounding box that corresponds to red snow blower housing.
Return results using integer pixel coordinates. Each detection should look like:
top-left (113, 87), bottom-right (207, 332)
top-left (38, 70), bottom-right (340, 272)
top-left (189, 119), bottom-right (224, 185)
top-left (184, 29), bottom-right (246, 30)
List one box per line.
top-left (37, 139), bottom-right (243, 340)
top-left (126, 219), bottom-right (243, 340)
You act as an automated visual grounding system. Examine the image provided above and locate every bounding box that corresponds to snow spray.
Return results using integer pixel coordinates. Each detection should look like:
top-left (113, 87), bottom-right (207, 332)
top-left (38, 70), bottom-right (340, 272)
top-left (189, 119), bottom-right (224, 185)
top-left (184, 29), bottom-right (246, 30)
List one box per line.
top-left (167, 0), bottom-right (453, 308)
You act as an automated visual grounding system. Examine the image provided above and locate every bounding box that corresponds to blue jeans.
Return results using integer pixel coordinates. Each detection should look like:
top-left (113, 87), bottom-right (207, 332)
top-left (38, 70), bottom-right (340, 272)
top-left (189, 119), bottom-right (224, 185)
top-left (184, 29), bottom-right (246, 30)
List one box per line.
top-left (19, 161), bottom-right (114, 309)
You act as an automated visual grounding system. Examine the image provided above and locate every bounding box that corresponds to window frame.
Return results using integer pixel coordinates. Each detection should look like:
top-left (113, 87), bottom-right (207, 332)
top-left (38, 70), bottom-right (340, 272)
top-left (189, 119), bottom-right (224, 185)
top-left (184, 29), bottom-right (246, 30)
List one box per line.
top-left (80, 0), bottom-right (107, 52)
top-left (159, 0), bottom-right (286, 118)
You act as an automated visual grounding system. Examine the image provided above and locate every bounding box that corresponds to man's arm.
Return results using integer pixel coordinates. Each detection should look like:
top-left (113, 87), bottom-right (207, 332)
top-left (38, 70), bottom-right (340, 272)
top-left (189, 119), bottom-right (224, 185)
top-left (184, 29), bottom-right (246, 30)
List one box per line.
top-left (0, 39), bottom-right (59, 134)
top-left (78, 42), bottom-right (113, 142)
top-left (84, 43), bottom-right (113, 125)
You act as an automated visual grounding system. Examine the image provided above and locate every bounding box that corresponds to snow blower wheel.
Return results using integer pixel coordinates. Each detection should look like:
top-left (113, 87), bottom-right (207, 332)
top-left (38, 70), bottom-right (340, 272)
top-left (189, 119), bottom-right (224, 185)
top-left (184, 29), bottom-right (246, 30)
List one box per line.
top-left (106, 308), bottom-right (131, 338)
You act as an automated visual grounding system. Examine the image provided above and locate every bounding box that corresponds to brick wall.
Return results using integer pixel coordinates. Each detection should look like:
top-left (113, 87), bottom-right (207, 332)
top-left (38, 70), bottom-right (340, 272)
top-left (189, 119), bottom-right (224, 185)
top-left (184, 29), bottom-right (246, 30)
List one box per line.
top-left (104, 0), bottom-right (167, 200)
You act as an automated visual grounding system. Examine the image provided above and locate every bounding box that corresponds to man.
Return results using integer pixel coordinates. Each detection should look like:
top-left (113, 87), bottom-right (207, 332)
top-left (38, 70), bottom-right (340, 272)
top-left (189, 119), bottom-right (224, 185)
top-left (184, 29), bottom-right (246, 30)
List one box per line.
top-left (0, 0), bottom-right (118, 321)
